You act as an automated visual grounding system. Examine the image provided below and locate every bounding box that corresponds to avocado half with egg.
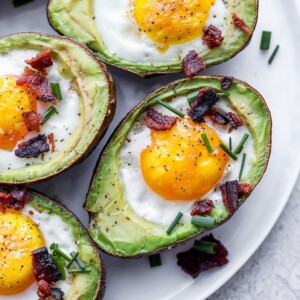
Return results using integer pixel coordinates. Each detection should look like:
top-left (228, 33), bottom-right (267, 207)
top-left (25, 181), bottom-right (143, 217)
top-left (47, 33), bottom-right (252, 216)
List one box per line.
top-left (0, 187), bottom-right (105, 299)
top-left (86, 76), bottom-right (271, 257)
top-left (47, 0), bottom-right (258, 76)
top-left (0, 33), bottom-right (115, 184)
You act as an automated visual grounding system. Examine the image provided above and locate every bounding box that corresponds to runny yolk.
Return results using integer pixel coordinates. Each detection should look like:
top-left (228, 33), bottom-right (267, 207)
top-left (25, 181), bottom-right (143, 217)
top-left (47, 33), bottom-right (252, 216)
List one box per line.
top-left (141, 118), bottom-right (229, 200)
top-left (0, 77), bottom-right (37, 151)
top-left (134, 0), bottom-right (216, 51)
top-left (0, 210), bottom-right (45, 295)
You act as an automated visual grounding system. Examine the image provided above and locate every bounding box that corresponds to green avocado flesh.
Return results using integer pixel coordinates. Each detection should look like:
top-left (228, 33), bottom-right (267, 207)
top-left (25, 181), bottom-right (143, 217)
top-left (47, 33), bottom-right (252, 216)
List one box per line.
top-left (0, 33), bottom-right (115, 184)
top-left (86, 76), bottom-right (272, 257)
top-left (47, 0), bottom-right (258, 76)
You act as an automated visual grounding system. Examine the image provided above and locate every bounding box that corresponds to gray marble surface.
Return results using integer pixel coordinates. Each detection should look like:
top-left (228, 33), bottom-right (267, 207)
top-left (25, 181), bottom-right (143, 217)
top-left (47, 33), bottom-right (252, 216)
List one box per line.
top-left (209, 175), bottom-right (300, 300)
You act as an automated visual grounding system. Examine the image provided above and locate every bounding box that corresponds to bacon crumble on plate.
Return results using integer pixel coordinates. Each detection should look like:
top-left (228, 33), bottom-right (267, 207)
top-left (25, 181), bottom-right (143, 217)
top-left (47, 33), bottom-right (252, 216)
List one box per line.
top-left (232, 13), bottom-right (253, 35)
top-left (0, 188), bottom-right (31, 212)
top-left (22, 111), bottom-right (41, 131)
top-left (190, 199), bottom-right (215, 216)
top-left (226, 112), bottom-right (244, 130)
top-left (238, 183), bottom-right (252, 196)
top-left (220, 180), bottom-right (239, 212)
top-left (182, 50), bottom-right (206, 77)
top-left (207, 108), bottom-right (230, 126)
top-left (48, 133), bottom-right (56, 152)
top-left (144, 108), bottom-right (177, 131)
top-left (202, 25), bottom-right (224, 49)
top-left (25, 49), bottom-right (54, 72)
top-left (221, 76), bottom-right (233, 90)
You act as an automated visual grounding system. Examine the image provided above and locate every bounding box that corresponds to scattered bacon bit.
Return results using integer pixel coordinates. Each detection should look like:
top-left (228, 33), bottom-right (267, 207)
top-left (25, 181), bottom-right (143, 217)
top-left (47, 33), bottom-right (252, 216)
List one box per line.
top-left (48, 133), bottom-right (55, 152)
top-left (182, 50), bottom-right (206, 77)
top-left (37, 279), bottom-right (51, 298)
top-left (207, 108), bottom-right (230, 126)
top-left (25, 49), bottom-right (53, 72)
top-left (221, 76), bottom-right (233, 90)
top-left (177, 234), bottom-right (228, 278)
top-left (15, 134), bottom-right (49, 158)
top-left (190, 199), bottom-right (215, 216)
top-left (220, 180), bottom-right (239, 212)
top-left (144, 108), bottom-right (177, 131)
top-left (238, 183), bottom-right (252, 196)
top-left (17, 68), bottom-right (58, 104)
top-left (202, 25), bottom-right (224, 49)
top-left (50, 288), bottom-right (64, 300)
top-left (232, 13), bottom-right (253, 35)
top-left (0, 188), bottom-right (31, 212)
top-left (225, 112), bottom-right (244, 130)
top-left (22, 111), bottom-right (40, 131)
top-left (29, 210), bottom-right (34, 215)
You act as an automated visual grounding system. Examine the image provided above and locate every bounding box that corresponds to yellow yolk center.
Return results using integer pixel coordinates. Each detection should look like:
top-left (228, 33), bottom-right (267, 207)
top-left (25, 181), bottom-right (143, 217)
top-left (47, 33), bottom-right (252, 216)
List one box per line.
top-left (0, 77), bottom-right (37, 151)
top-left (141, 118), bottom-right (229, 200)
top-left (134, 0), bottom-right (216, 51)
top-left (0, 211), bottom-right (45, 295)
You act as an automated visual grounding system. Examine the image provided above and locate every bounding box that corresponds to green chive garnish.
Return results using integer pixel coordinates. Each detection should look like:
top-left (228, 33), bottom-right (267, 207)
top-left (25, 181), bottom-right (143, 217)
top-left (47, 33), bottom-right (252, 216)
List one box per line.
top-left (57, 258), bottom-right (66, 280)
top-left (260, 31), bottom-right (272, 50)
top-left (68, 267), bottom-right (92, 274)
top-left (219, 143), bottom-right (238, 161)
top-left (157, 100), bottom-right (184, 118)
top-left (50, 83), bottom-right (63, 100)
top-left (187, 91), bottom-right (229, 105)
top-left (66, 252), bottom-right (79, 269)
top-left (149, 254), bottom-right (162, 268)
top-left (166, 212), bottom-right (183, 234)
top-left (70, 251), bottom-right (86, 269)
top-left (239, 153), bottom-right (247, 180)
top-left (191, 216), bottom-right (215, 228)
top-left (41, 106), bottom-right (58, 125)
top-left (268, 45), bottom-right (280, 64)
top-left (229, 137), bottom-right (232, 151)
top-left (201, 133), bottom-right (213, 153)
top-left (234, 133), bottom-right (249, 155)
top-left (50, 243), bottom-right (72, 262)
top-left (193, 240), bottom-right (217, 254)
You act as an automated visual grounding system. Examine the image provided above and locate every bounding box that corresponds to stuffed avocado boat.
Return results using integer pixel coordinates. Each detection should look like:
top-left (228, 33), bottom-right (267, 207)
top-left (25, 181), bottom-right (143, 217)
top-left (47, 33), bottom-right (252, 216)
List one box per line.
top-left (0, 187), bottom-right (105, 299)
top-left (47, 0), bottom-right (258, 76)
top-left (0, 33), bottom-right (115, 185)
top-left (86, 76), bottom-right (272, 257)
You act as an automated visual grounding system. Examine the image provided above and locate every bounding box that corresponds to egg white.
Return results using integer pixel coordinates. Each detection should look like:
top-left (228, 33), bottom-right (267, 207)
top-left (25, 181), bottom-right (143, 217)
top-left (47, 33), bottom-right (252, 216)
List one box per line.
top-left (94, 0), bottom-right (227, 63)
top-left (119, 95), bottom-right (256, 226)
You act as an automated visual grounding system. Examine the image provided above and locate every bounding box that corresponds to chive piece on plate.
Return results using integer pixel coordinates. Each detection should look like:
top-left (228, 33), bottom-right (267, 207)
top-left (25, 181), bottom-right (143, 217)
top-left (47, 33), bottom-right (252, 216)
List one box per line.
top-left (193, 240), bottom-right (217, 254)
top-left (57, 257), bottom-right (66, 280)
top-left (260, 31), bottom-right (272, 50)
top-left (71, 251), bottom-right (86, 269)
top-left (50, 83), bottom-right (63, 101)
top-left (41, 106), bottom-right (58, 125)
top-left (50, 243), bottom-right (72, 262)
top-left (157, 99), bottom-right (184, 118)
top-left (68, 267), bottom-right (92, 274)
top-left (219, 143), bottom-right (238, 161)
top-left (234, 133), bottom-right (249, 155)
top-left (201, 133), bottom-right (213, 153)
top-left (166, 212), bottom-right (183, 234)
top-left (149, 254), bottom-right (162, 268)
top-left (191, 215), bottom-right (216, 228)
top-left (268, 45), bottom-right (280, 64)
top-left (66, 252), bottom-right (79, 269)
top-left (239, 153), bottom-right (247, 180)
top-left (229, 137), bottom-right (232, 151)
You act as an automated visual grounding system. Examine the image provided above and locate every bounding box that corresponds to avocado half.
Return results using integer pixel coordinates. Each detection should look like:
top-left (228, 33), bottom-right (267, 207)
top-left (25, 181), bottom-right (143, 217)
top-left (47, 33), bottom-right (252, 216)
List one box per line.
top-left (86, 76), bottom-right (272, 257)
top-left (0, 33), bottom-right (116, 185)
top-left (47, 0), bottom-right (258, 76)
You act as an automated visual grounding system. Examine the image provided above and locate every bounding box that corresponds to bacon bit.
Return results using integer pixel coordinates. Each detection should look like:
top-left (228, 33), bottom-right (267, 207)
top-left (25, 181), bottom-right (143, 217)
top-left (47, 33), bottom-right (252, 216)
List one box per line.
top-left (25, 49), bottom-right (53, 72)
top-left (225, 112), bottom-right (244, 130)
top-left (29, 210), bottom-right (34, 215)
top-left (238, 183), bottom-right (252, 196)
top-left (50, 288), bottom-right (64, 300)
top-left (182, 50), bottom-right (206, 77)
top-left (221, 76), bottom-right (233, 90)
top-left (15, 134), bottom-right (49, 158)
top-left (37, 279), bottom-right (51, 298)
top-left (202, 25), bottom-right (224, 49)
top-left (190, 199), bottom-right (215, 216)
top-left (232, 13), bottom-right (253, 35)
top-left (17, 68), bottom-right (58, 104)
top-left (144, 108), bottom-right (177, 131)
top-left (22, 111), bottom-right (40, 131)
top-left (207, 108), bottom-right (230, 126)
top-left (48, 133), bottom-right (55, 152)
top-left (0, 188), bottom-right (31, 212)
top-left (177, 234), bottom-right (228, 278)
top-left (220, 180), bottom-right (239, 212)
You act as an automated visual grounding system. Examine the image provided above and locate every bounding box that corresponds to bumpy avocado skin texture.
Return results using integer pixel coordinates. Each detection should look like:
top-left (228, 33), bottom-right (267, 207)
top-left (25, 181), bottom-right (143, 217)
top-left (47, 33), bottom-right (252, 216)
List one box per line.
top-left (47, 0), bottom-right (258, 76)
top-left (0, 33), bottom-right (115, 185)
top-left (86, 76), bottom-right (272, 257)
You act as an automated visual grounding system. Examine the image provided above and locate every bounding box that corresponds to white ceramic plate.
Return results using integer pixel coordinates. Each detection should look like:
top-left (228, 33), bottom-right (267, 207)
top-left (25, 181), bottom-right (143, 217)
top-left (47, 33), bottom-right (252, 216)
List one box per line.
top-left (1, 0), bottom-right (300, 299)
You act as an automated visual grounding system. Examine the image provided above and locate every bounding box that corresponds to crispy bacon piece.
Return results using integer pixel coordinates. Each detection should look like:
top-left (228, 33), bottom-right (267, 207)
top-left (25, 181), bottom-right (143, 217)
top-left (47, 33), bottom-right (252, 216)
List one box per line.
top-left (221, 76), bottom-right (233, 90)
top-left (238, 183), bottom-right (252, 196)
top-left (182, 50), bottom-right (206, 77)
top-left (220, 180), bottom-right (239, 212)
top-left (17, 68), bottom-right (58, 103)
top-left (15, 134), bottom-right (49, 158)
top-left (37, 279), bottom-right (52, 298)
top-left (225, 112), bottom-right (244, 129)
top-left (22, 111), bottom-right (40, 131)
top-left (50, 288), bottom-right (64, 300)
top-left (202, 25), bottom-right (224, 48)
top-left (208, 108), bottom-right (230, 125)
top-left (232, 13), bottom-right (253, 35)
top-left (48, 133), bottom-right (55, 152)
top-left (144, 108), bottom-right (177, 131)
top-left (190, 199), bottom-right (214, 216)
top-left (177, 234), bottom-right (228, 278)
top-left (0, 188), bottom-right (31, 212)
top-left (25, 49), bottom-right (53, 72)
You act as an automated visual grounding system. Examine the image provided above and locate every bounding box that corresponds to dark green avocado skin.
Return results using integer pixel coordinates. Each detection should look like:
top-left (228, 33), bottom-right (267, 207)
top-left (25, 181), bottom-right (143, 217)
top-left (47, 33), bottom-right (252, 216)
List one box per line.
top-left (86, 76), bottom-right (272, 258)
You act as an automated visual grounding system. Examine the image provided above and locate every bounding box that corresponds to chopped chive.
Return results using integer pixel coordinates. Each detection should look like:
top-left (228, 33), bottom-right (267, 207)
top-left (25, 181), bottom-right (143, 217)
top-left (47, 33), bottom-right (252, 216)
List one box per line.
top-left (229, 137), bottom-right (232, 151)
top-left (187, 91), bottom-right (229, 105)
top-left (71, 251), bottom-right (86, 269)
top-left (157, 100), bottom-right (184, 118)
top-left (149, 254), bottom-right (162, 268)
top-left (217, 92), bottom-right (230, 98)
top-left (68, 267), bottom-right (92, 274)
top-left (166, 212), bottom-right (183, 234)
top-left (239, 153), bottom-right (247, 180)
top-left (191, 216), bottom-right (215, 228)
top-left (66, 252), bottom-right (79, 269)
top-left (234, 133), bottom-right (249, 155)
top-left (50, 243), bottom-right (72, 262)
top-left (219, 143), bottom-right (238, 161)
top-left (193, 240), bottom-right (217, 254)
top-left (57, 258), bottom-right (66, 280)
top-left (41, 106), bottom-right (57, 125)
top-left (201, 133), bottom-right (213, 153)
top-left (50, 83), bottom-right (63, 100)
top-left (268, 45), bottom-right (280, 64)
top-left (260, 31), bottom-right (272, 50)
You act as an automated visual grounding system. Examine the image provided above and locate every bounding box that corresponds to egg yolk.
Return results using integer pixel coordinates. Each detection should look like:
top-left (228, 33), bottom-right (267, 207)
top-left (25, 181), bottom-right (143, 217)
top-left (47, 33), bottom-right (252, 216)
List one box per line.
top-left (134, 0), bottom-right (216, 51)
top-left (141, 118), bottom-right (229, 200)
top-left (0, 211), bottom-right (45, 295)
top-left (0, 77), bottom-right (37, 151)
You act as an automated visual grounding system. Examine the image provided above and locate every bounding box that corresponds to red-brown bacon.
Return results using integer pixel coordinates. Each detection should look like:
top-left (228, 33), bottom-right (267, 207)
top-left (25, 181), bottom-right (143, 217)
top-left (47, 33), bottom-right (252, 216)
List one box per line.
top-left (144, 108), bottom-right (177, 131)
top-left (203, 25), bottom-right (224, 49)
top-left (232, 13), bottom-right (253, 35)
top-left (207, 108), bottom-right (230, 126)
top-left (48, 133), bottom-right (55, 152)
top-left (221, 76), bottom-right (233, 90)
top-left (49, 288), bottom-right (64, 300)
top-left (238, 183), bottom-right (252, 196)
top-left (225, 112), bottom-right (244, 129)
top-left (22, 111), bottom-right (40, 131)
top-left (37, 279), bottom-right (52, 299)
top-left (220, 180), bottom-right (239, 212)
top-left (25, 49), bottom-right (53, 72)
top-left (190, 199), bottom-right (214, 216)
top-left (182, 50), bottom-right (206, 77)
top-left (0, 188), bottom-right (31, 212)
top-left (177, 234), bottom-right (228, 278)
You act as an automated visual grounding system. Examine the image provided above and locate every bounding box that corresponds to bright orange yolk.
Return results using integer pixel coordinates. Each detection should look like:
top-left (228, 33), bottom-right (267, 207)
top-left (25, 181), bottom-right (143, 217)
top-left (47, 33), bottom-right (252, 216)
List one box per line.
top-left (141, 118), bottom-right (229, 200)
top-left (134, 0), bottom-right (216, 51)
top-left (0, 77), bottom-right (37, 151)
top-left (0, 211), bottom-right (45, 295)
